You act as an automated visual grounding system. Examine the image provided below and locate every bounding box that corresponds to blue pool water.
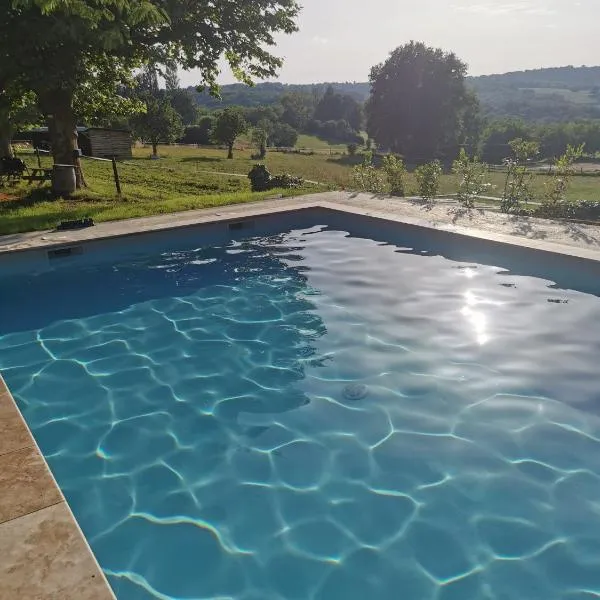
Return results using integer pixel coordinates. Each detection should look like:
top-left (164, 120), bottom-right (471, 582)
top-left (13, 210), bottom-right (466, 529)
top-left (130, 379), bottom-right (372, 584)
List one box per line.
top-left (2, 223), bottom-right (600, 599)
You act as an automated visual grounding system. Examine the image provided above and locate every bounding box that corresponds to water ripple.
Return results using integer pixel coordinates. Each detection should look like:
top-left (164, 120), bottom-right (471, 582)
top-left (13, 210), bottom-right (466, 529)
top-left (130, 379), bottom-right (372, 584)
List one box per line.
top-left (1, 226), bottom-right (600, 598)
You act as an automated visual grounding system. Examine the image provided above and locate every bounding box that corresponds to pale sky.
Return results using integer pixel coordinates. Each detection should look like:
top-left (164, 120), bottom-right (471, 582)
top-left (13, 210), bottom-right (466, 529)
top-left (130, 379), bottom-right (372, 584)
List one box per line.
top-left (179, 0), bottom-right (597, 87)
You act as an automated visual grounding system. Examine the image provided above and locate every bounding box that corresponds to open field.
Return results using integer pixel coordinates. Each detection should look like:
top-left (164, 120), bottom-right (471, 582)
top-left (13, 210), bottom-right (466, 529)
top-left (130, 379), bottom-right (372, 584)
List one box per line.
top-left (2, 144), bottom-right (600, 235)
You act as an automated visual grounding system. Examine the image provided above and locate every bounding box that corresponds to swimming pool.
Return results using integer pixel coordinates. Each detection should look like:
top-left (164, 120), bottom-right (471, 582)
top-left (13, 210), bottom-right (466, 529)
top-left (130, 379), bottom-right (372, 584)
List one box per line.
top-left (2, 212), bottom-right (600, 599)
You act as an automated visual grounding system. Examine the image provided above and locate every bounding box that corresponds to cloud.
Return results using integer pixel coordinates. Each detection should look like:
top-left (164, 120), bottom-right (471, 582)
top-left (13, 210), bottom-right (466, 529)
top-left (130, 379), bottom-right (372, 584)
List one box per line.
top-left (311, 36), bottom-right (330, 46)
top-left (452, 1), bottom-right (556, 16)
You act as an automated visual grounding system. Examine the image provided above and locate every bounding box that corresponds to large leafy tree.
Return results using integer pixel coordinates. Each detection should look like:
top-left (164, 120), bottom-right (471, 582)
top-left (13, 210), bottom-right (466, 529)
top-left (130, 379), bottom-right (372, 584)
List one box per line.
top-left (366, 41), bottom-right (477, 160)
top-left (2, 0), bottom-right (299, 187)
top-left (130, 68), bottom-right (184, 157)
top-left (213, 107), bottom-right (248, 159)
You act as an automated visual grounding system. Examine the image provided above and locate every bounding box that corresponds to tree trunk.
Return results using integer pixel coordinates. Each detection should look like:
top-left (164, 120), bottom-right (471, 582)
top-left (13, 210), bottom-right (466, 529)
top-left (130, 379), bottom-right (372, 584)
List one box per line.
top-left (39, 88), bottom-right (83, 190)
top-left (227, 143), bottom-right (233, 159)
top-left (152, 141), bottom-right (158, 157)
top-left (0, 135), bottom-right (12, 159)
top-left (0, 113), bottom-right (13, 159)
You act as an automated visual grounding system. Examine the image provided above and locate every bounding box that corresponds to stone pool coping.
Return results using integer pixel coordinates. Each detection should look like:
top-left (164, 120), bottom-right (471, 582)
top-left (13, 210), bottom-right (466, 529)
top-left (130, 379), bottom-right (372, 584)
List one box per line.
top-left (0, 375), bottom-right (115, 599)
top-left (2, 191), bottom-right (600, 598)
top-left (2, 191), bottom-right (600, 262)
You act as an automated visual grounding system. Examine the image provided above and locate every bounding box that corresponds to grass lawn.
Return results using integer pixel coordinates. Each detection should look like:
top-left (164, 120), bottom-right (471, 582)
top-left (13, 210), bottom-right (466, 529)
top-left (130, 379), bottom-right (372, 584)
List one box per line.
top-left (2, 144), bottom-right (600, 235)
top-left (0, 146), bottom-right (329, 235)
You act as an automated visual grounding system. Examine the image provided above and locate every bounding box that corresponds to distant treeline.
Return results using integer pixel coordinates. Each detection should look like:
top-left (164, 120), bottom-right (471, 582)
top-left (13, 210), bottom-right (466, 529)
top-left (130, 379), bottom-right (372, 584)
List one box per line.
top-left (181, 84), bottom-right (365, 147)
top-left (480, 119), bottom-right (600, 163)
top-left (187, 66), bottom-right (600, 124)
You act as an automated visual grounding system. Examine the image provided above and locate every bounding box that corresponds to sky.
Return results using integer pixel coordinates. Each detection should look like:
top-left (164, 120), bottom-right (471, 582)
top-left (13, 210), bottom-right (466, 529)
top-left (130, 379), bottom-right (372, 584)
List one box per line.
top-left (179, 0), bottom-right (598, 87)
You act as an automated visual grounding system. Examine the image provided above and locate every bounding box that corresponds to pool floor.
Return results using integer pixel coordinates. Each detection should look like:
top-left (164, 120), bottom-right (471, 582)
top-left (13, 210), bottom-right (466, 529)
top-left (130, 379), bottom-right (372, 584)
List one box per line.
top-left (2, 224), bottom-right (600, 599)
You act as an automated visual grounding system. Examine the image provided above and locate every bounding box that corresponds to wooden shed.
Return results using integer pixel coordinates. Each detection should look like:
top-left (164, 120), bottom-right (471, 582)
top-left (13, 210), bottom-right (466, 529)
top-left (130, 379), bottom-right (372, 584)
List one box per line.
top-left (78, 128), bottom-right (132, 159)
top-left (14, 126), bottom-right (133, 159)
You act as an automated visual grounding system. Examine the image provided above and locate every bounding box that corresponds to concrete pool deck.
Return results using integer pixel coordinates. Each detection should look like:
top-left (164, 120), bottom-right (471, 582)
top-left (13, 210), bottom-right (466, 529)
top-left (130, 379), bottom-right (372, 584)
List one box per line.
top-left (2, 191), bottom-right (600, 260)
top-left (0, 375), bottom-right (115, 599)
top-left (1, 190), bottom-right (600, 598)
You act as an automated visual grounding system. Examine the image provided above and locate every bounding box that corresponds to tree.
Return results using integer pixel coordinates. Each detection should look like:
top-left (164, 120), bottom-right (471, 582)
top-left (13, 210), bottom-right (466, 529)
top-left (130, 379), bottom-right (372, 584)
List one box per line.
top-left (479, 119), bottom-right (532, 163)
top-left (270, 123), bottom-right (298, 147)
top-left (181, 116), bottom-right (215, 145)
top-left (1, 0), bottom-right (300, 189)
top-left (366, 41), bottom-right (475, 160)
top-left (314, 85), bottom-right (364, 132)
top-left (280, 92), bottom-right (315, 130)
top-left (251, 125), bottom-right (268, 158)
top-left (163, 64), bottom-right (199, 126)
top-left (129, 66), bottom-right (184, 157)
top-left (132, 100), bottom-right (184, 157)
top-left (213, 107), bottom-right (248, 158)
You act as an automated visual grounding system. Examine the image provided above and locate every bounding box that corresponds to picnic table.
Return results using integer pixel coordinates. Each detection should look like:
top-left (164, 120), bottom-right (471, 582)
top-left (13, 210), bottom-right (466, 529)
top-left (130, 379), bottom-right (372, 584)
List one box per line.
top-left (22, 167), bottom-right (53, 185)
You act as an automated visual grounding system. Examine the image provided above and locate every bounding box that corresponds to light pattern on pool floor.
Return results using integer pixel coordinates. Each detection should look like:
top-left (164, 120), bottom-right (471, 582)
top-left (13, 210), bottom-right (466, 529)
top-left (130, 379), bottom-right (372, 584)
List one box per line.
top-left (2, 226), bottom-right (600, 599)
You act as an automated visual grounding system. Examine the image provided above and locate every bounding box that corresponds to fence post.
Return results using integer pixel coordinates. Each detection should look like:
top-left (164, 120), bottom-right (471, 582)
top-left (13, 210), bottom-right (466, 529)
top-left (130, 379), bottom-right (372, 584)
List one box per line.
top-left (35, 147), bottom-right (41, 168)
top-left (112, 156), bottom-right (122, 196)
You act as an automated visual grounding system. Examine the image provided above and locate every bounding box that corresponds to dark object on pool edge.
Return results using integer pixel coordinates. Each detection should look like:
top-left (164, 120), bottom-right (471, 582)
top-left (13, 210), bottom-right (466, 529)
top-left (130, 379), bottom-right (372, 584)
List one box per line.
top-left (56, 218), bottom-right (95, 231)
top-left (343, 383), bottom-right (369, 401)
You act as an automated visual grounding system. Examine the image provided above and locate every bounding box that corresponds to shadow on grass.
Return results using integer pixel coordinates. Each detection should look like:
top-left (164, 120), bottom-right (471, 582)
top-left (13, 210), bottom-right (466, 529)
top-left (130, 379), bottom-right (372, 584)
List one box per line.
top-left (326, 155), bottom-right (364, 167)
top-left (180, 156), bottom-right (223, 164)
top-left (0, 185), bottom-right (54, 210)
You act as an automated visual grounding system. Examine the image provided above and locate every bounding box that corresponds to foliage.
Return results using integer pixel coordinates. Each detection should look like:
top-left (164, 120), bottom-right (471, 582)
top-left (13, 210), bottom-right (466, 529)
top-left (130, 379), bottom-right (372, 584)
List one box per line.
top-left (479, 119), bottom-right (533, 164)
top-left (270, 173), bottom-right (303, 189)
top-left (534, 199), bottom-right (600, 221)
top-left (347, 143), bottom-right (358, 156)
top-left (251, 126), bottom-right (269, 159)
top-left (130, 67), bottom-right (184, 156)
top-left (248, 164), bottom-right (272, 191)
top-left (415, 160), bottom-right (443, 203)
top-left (350, 152), bottom-right (386, 194)
top-left (381, 154), bottom-right (407, 196)
top-left (2, 0), bottom-right (300, 182)
top-left (271, 123), bottom-right (298, 147)
top-left (452, 149), bottom-right (488, 208)
top-left (213, 107), bottom-right (248, 158)
top-left (542, 143), bottom-right (586, 212)
top-left (366, 41), bottom-right (476, 160)
top-left (180, 116), bottom-right (215, 145)
top-left (247, 163), bottom-right (302, 191)
top-left (314, 85), bottom-right (364, 131)
top-left (0, 88), bottom-right (40, 157)
top-left (470, 66), bottom-right (600, 123)
top-left (306, 119), bottom-right (363, 144)
top-left (131, 100), bottom-right (184, 156)
top-left (500, 139), bottom-right (539, 213)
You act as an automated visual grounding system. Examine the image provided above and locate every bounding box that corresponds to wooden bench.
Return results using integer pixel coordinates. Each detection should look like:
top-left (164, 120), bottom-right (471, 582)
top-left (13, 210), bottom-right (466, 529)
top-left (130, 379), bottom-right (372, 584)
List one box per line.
top-left (22, 167), bottom-right (53, 184)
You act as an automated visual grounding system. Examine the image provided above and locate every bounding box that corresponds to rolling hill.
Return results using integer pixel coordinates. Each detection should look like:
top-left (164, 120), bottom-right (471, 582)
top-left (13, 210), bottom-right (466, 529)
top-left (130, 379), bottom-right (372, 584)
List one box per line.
top-left (190, 66), bottom-right (600, 123)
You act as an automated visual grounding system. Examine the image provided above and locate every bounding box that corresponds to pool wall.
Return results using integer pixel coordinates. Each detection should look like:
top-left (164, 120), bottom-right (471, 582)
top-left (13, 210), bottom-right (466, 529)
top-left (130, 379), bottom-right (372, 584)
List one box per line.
top-left (2, 195), bottom-right (600, 599)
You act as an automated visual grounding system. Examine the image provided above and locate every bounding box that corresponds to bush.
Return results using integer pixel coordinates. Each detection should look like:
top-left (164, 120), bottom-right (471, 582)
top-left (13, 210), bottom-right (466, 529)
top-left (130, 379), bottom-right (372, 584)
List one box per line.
top-left (500, 139), bottom-right (539, 213)
top-left (542, 143), bottom-right (585, 207)
top-left (271, 123), bottom-right (298, 148)
top-left (381, 154), bottom-right (406, 196)
top-left (270, 174), bottom-right (303, 189)
top-left (306, 119), bottom-right (363, 144)
top-left (347, 143), bottom-right (358, 156)
top-left (350, 152), bottom-right (386, 193)
top-left (452, 149), bottom-right (488, 208)
top-left (247, 164), bottom-right (303, 192)
top-left (248, 164), bottom-right (271, 192)
top-left (415, 160), bottom-right (442, 203)
top-left (534, 200), bottom-right (600, 221)
top-left (180, 116), bottom-right (215, 145)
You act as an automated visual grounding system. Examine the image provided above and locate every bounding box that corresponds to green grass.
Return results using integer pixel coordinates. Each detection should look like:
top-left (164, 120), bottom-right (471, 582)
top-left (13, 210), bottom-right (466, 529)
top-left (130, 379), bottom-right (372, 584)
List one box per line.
top-left (0, 146), bottom-right (325, 235)
top-left (295, 134), bottom-right (349, 152)
top-left (2, 144), bottom-right (600, 235)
